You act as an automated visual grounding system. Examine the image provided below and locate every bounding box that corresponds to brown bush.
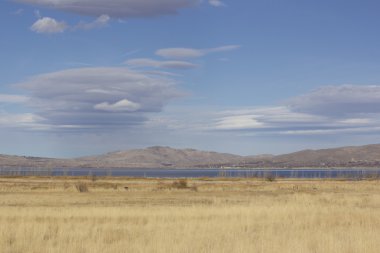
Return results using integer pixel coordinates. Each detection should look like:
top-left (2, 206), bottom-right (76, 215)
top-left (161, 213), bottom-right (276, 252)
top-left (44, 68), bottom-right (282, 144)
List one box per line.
top-left (172, 179), bottom-right (188, 189)
top-left (75, 182), bottom-right (89, 193)
top-left (171, 179), bottom-right (197, 191)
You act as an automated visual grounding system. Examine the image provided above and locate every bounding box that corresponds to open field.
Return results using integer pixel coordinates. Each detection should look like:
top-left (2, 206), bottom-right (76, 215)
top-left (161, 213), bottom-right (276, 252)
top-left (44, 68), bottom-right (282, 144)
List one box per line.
top-left (1, 177), bottom-right (380, 253)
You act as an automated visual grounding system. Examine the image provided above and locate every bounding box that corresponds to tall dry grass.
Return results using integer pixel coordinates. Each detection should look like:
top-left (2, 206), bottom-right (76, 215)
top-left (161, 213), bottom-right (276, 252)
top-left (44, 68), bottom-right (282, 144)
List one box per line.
top-left (0, 177), bottom-right (379, 253)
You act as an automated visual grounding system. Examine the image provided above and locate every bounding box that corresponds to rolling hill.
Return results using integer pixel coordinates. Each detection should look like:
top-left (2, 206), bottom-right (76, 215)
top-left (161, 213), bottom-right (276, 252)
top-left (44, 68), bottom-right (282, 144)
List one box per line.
top-left (1, 144), bottom-right (380, 169)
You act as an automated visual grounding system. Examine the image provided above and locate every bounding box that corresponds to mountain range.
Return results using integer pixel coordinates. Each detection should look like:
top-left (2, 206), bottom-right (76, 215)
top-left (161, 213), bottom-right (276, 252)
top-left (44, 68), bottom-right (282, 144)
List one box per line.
top-left (1, 144), bottom-right (380, 169)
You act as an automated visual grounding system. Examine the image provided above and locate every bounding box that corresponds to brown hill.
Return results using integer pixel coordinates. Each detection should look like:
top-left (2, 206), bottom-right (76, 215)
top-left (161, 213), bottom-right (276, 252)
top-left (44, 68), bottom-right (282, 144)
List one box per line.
top-left (244, 144), bottom-right (380, 168)
top-left (0, 154), bottom-right (72, 168)
top-left (1, 144), bottom-right (380, 169)
top-left (75, 146), bottom-right (243, 168)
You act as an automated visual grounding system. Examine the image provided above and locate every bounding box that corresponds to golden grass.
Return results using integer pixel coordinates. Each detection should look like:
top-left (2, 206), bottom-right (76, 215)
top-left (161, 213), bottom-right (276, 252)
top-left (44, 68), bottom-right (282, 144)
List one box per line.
top-left (0, 177), bottom-right (380, 253)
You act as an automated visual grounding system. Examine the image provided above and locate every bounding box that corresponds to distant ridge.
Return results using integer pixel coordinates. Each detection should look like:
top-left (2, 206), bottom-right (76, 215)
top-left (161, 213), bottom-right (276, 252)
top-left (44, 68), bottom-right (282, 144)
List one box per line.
top-left (1, 144), bottom-right (380, 169)
top-left (75, 146), bottom-right (243, 168)
top-left (246, 144), bottom-right (380, 168)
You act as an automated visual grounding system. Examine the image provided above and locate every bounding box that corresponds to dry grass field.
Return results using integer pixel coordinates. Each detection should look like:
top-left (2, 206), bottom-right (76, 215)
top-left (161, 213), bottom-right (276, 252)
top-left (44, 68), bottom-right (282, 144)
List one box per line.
top-left (0, 176), bottom-right (380, 253)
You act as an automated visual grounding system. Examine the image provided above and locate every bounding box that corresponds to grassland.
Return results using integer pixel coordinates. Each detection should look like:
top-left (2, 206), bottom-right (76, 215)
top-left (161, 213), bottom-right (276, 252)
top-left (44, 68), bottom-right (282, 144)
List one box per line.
top-left (0, 176), bottom-right (380, 253)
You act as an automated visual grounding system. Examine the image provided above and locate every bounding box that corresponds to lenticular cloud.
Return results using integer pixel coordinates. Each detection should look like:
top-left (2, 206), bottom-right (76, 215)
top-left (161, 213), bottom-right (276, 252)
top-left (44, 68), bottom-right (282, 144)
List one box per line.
top-left (15, 0), bottom-right (200, 18)
top-left (13, 67), bottom-right (183, 129)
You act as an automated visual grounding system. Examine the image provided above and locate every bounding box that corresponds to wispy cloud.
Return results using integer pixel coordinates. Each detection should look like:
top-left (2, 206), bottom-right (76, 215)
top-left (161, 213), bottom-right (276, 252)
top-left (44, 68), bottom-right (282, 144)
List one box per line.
top-left (0, 94), bottom-right (29, 103)
top-left (156, 45), bottom-right (241, 59)
top-left (34, 9), bottom-right (41, 18)
top-left (208, 0), bottom-right (225, 7)
top-left (12, 8), bottom-right (24, 15)
top-left (0, 112), bottom-right (45, 130)
top-left (126, 58), bottom-right (198, 69)
top-left (74, 14), bottom-right (110, 30)
top-left (63, 62), bottom-right (93, 67)
top-left (287, 85), bottom-right (380, 116)
top-left (124, 49), bottom-right (141, 57)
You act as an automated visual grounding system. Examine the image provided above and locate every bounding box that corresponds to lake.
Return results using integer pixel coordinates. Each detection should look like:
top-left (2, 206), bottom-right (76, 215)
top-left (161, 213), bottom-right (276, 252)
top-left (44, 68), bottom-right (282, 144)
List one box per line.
top-left (1, 167), bottom-right (380, 179)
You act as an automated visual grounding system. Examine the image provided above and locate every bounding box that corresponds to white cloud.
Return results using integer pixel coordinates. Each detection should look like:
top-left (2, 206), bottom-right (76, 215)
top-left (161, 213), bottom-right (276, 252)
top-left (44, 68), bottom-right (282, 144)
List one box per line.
top-left (31, 14), bottom-right (111, 34)
top-left (209, 0), bottom-right (225, 7)
top-left (215, 115), bottom-right (265, 130)
top-left (126, 58), bottom-right (198, 69)
top-left (94, 99), bottom-right (141, 112)
top-left (15, 0), bottom-right (200, 18)
top-left (156, 45), bottom-right (241, 59)
top-left (10, 67), bottom-right (183, 129)
top-left (31, 17), bottom-right (67, 33)
top-left (74, 14), bottom-right (110, 30)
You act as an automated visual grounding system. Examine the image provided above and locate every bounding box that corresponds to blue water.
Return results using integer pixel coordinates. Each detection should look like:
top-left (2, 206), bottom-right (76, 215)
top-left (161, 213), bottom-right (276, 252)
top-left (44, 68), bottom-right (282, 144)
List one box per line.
top-left (1, 168), bottom-right (380, 179)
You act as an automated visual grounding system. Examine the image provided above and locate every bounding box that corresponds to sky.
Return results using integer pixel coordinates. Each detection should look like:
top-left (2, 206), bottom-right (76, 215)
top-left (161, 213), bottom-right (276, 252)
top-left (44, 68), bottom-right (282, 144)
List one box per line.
top-left (1, 0), bottom-right (380, 158)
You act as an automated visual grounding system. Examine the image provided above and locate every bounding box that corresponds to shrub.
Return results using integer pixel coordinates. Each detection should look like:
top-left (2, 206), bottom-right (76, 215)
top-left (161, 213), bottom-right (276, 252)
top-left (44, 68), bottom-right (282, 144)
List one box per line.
top-left (172, 179), bottom-right (188, 189)
top-left (264, 173), bottom-right (276, 182)
top-left (75, 182), bottom-right (89, 192)
top-left (170, 179), bottom-right (197, 191)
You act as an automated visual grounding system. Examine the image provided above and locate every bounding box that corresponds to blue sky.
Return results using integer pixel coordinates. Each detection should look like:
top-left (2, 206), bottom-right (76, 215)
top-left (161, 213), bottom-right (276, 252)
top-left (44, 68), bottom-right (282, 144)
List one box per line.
top-left (1, 0), bottom-right (380, 157)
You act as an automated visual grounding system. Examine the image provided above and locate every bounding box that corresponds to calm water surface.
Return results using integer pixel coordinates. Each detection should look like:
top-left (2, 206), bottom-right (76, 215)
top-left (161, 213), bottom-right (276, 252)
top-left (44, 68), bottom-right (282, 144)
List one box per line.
top-left (1, 168), bottom-right (380, 179)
